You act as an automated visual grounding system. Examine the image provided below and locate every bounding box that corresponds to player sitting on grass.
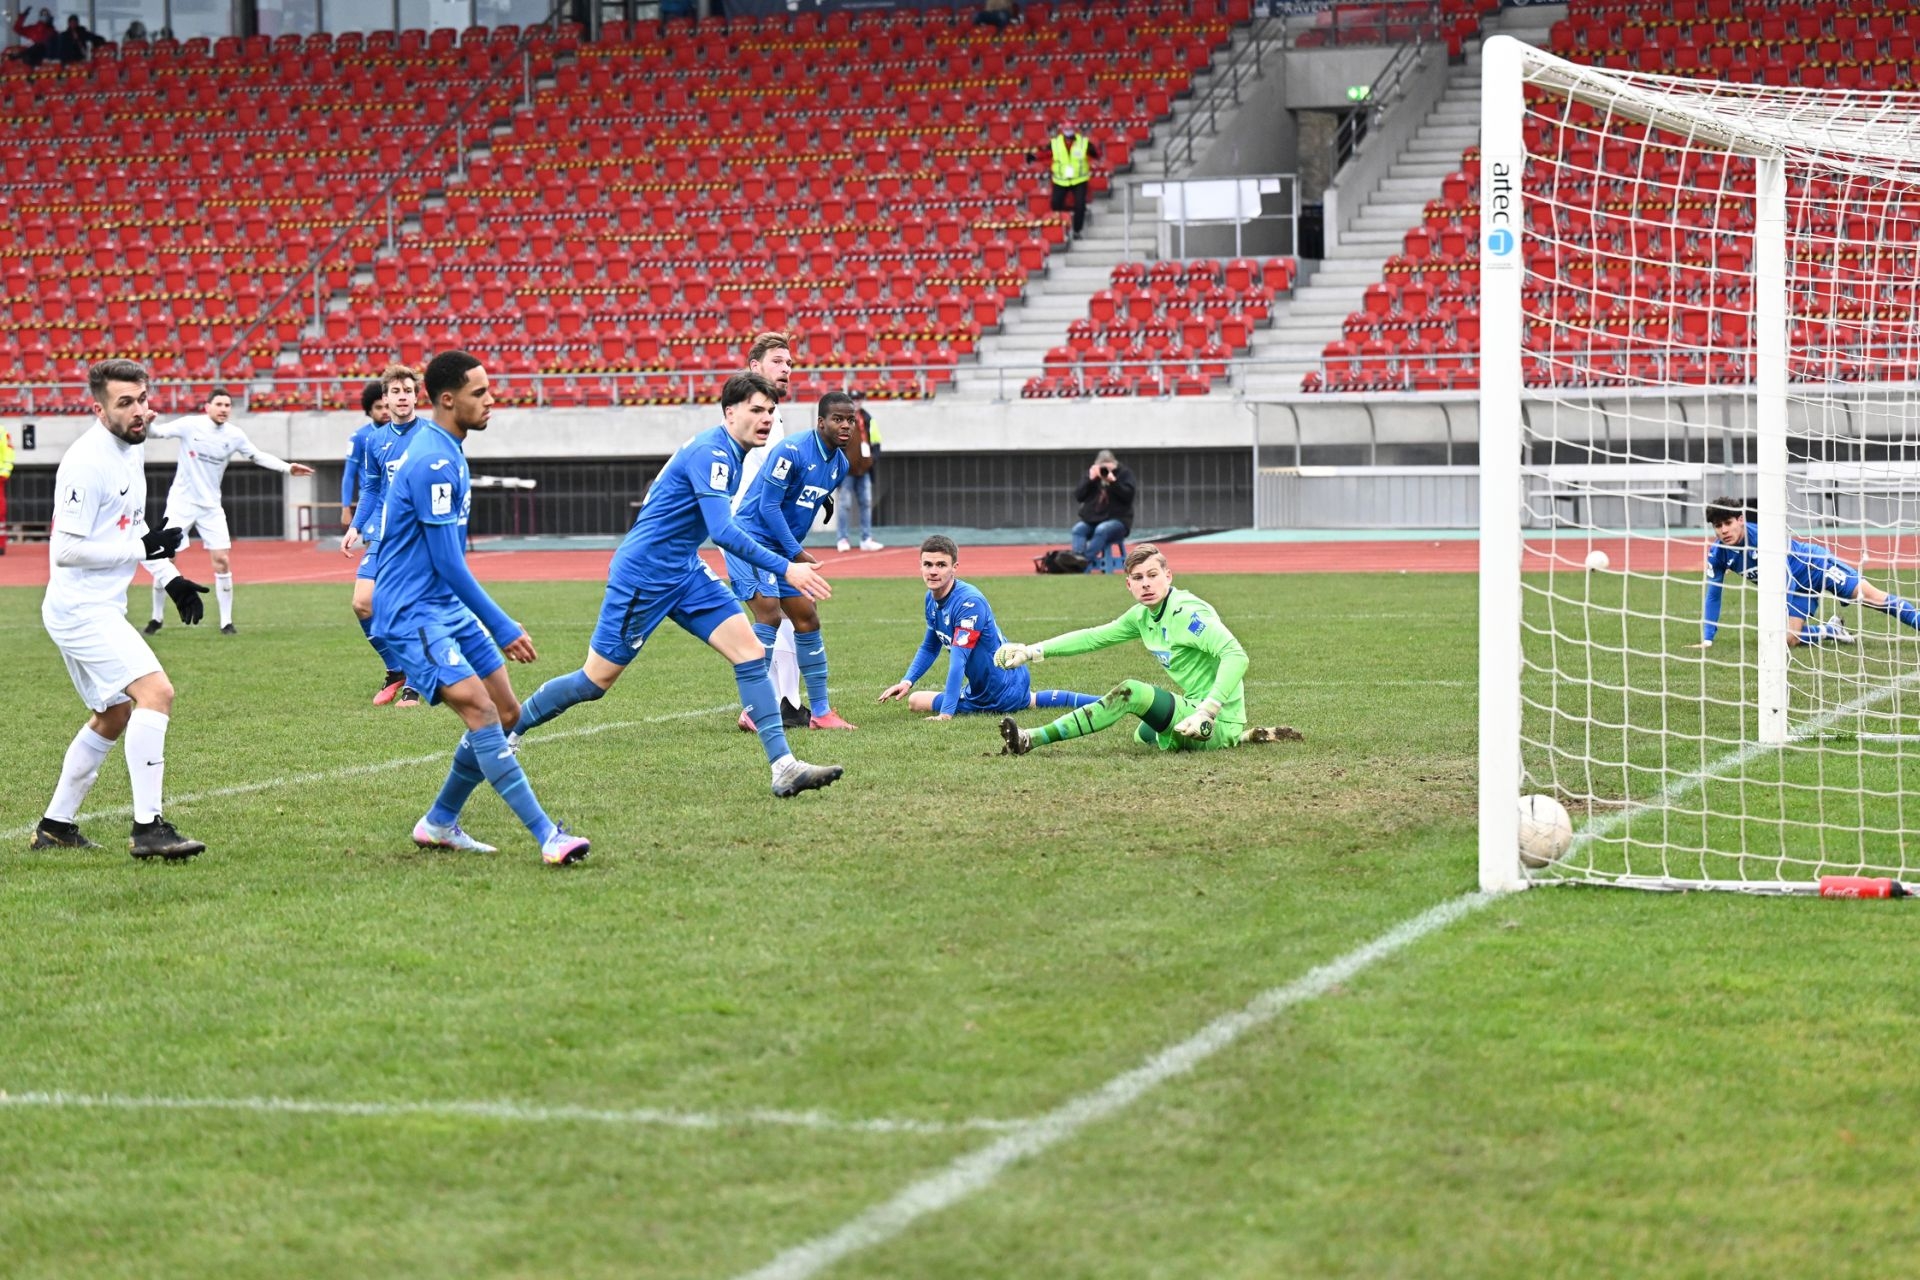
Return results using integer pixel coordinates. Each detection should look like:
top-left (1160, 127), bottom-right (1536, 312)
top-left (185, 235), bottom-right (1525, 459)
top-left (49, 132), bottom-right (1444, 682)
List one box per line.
top-left (993, 544), bottom-right (1301, 755)
top-left (877, 535), bottom-right (1098, 719)
top-left (1692, 495), bottom-right (1920, 650)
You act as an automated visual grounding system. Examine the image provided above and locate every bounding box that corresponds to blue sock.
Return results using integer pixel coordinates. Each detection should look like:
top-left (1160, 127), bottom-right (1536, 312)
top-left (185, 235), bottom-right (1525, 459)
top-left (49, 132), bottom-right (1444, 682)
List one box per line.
top-left (468, 723), bottom-right (553, 840)
top-left (1034, 689), bottom-right (1102, 709)
top-left (360, 616), bottom-right (404, 672)
top-left (795, 629), bottom-right (830, 716)
top-left (517, 668), bottom-right (606, 735)
top-left (734, 659), bottom-right (790, 764)
top-left (1882, 594), bottom-right (1920, 631)
top-left (752, 621), bottom-right (780, 675)
top-left (426, 733), bottom-right (486, 826)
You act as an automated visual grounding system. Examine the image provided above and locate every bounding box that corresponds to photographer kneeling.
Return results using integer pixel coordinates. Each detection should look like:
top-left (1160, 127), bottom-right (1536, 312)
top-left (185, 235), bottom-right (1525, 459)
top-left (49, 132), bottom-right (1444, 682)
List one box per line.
top-left (1071, 449), bottom-right (1135, 569)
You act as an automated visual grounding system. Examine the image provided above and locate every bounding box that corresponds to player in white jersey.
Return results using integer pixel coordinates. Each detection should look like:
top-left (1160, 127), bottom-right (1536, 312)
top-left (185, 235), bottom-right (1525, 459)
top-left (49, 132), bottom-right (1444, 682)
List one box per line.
top-left (142, 388), bottom-right (314, 635)
top-left (31, 359), bottom-right (207, 859)
top-left (732, 332), bottom-right (807, 731)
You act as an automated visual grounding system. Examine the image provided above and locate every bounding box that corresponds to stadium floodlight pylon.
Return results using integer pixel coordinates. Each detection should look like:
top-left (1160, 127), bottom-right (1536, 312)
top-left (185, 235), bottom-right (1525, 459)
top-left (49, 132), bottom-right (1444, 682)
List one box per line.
top-left (1478, 35), bottom-right (1920, 894)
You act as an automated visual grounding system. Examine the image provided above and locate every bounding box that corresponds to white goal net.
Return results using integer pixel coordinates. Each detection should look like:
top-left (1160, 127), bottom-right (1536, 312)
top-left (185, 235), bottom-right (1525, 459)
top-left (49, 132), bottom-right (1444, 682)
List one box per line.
top-left (1478, 36), bottom-right (1920, 893)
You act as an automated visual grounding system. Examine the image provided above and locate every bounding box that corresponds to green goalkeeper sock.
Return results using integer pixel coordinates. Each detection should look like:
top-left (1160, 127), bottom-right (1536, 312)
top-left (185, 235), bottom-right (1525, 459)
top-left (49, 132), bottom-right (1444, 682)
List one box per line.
top-left (1033, 680), bottom-right (1174, 745)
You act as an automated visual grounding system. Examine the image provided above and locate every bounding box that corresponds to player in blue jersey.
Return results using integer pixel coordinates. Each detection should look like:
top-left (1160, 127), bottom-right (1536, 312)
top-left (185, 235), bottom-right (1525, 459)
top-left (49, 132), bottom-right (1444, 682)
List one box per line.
top-left (345, 364), bottom-right (425, 705)
top-left (511, 372), bottom-right (844, 798)
top-left (725, 389), bottom-right (858, 730)
top-left (1692, 495), bottom-right (1920, 649)
top-left (876, 535), bottom-right (1099, 719)
top-left (372, 350), bottom-right (590, 866)
top-left (340, 378), bottom-right (389, 531)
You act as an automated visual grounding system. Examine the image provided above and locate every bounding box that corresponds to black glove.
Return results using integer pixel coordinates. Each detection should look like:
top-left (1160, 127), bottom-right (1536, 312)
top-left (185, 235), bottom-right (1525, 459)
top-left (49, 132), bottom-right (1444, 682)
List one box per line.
top-left (820, 493), bottom-right (835, 524)
top-left (166, 576), bottom-right (210, 625)
top-left (141, 524), bottom-right (183, 561)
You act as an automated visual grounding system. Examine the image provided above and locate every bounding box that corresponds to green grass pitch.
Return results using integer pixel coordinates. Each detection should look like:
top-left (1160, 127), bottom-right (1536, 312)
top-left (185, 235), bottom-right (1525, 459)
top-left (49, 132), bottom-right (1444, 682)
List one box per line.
top-left (4, 571), bottom-right (1919, 1279)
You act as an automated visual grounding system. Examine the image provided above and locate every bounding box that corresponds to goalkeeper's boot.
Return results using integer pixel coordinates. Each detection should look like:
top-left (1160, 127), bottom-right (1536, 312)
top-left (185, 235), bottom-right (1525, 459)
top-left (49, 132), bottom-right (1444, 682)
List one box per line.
top-left (809, 710), bottom-right (858, 730)
top-left (142, 618), bottom-right (163, 635)
top-left (1826, 613), bottom-right (1857, 645)
top-left (1239, 725), bottom-right (1305, 746)
top-left (540, 823), bottom-right (590, 866)
top-left (772, 758), bottom-right (843, 798)
top-left (30, 818), bottom-right (100, 850)
top-left (372, 672), bottom-right (405, 706)
top-left (413, 817), bottom-right (497, 853)
top-left (998, 717), bottom-right (1032, 756)
top-left (129, 818), bottom-right (205, 862)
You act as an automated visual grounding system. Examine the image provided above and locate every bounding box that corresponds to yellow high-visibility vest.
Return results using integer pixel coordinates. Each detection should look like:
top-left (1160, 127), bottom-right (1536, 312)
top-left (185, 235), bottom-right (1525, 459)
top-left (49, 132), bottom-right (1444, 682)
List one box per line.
top-left (1050, 135), bottom-right (1091, 187)
top-left (0, 430), bottom-right (13, 480)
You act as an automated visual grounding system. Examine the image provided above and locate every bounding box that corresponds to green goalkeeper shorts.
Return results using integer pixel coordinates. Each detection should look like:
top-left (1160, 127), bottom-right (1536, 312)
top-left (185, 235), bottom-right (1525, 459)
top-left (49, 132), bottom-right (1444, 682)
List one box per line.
top-left (1134, 692), bottom-right (1245, 753)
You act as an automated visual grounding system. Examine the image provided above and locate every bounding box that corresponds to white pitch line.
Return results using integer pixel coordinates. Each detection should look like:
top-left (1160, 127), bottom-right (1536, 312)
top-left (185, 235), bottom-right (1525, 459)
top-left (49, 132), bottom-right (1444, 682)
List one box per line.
top-left (1, 704), bottom-right (733, 842)
top-left (0, 1090), bottom-right (1026, 1136)
top-left (733, 892), bottom-right (1492, 1280)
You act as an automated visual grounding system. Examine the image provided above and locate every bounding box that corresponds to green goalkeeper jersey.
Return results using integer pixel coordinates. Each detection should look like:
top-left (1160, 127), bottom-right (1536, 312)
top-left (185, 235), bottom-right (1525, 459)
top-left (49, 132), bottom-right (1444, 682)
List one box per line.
top-left (1042, 587), bottom-right (1249, 726)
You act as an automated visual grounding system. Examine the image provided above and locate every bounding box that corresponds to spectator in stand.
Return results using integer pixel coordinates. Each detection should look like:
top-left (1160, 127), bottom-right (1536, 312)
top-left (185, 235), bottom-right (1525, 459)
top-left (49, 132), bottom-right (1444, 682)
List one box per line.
top-left (123, 18), bottom-right (145, 41)
top-left (1028, 121), bottom-right (1100, 236)
top-left (51, 13), bottom-right (105, 62)
top-left (9, 7), bottom-right (55, 63)
top-left (1072, 449), bottom-right (1135, 568)
top-left (834, 391), bottom-right (883, 552)
top-left (975, 0), bottom-right (1017, 29)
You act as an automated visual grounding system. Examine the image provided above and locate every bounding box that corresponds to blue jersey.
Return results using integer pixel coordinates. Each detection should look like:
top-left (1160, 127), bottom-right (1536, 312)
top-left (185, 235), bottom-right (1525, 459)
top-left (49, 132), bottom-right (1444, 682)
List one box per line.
top-left (373, 423), bottom-right (482, 637)
top-left (735, 428), bottom-right (848, 558)
top-left (613, 424), bottom-right (787, 586)
top-left (342, 420), bottom-right (379, 507)
top-left (903, 577), bottom-right (1027, 710)
top-left (1702, 521), bottom-right (1857, 641)
top-left (356, 415), bottom-right (422, 542)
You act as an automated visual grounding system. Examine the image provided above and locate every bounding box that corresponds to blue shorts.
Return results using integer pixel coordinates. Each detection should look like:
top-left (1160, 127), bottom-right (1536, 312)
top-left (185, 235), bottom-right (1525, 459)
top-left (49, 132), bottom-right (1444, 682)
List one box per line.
top-left (355, 539), bottom-right (381, 582)
top-left (590, 563), bottom-right (743, 665)
top-left (1792, 555), bottom-right (1859, 619)
top-left (387, 612), bottom-right (504, 706)
top-left (931, 667), bottom-right (1031, 716)
top-left (723, 550), bottom-right (801, 602)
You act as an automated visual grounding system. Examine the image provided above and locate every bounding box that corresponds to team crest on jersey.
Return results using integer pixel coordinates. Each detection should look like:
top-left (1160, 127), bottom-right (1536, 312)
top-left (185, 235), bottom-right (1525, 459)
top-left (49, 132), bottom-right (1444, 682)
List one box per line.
top-left (1188, 616), bottom-right (1207, 635)
top-left (445, 642), bottom-right (463, 666)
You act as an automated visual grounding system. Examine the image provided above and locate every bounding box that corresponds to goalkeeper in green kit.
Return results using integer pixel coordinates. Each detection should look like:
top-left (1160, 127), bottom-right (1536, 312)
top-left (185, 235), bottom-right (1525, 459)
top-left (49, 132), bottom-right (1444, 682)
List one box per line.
top-left (993, 544), bottom-right (1301, 755)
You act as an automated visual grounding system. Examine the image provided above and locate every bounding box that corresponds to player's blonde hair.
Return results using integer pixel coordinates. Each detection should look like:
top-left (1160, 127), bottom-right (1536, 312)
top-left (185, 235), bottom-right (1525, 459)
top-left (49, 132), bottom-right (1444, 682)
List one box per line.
top-left (381, 362), bottom-right (419, 391)
top-left (746, 332), bottom-right (791, 365)
top-left (1123, 544), bottom-right (1167, 575)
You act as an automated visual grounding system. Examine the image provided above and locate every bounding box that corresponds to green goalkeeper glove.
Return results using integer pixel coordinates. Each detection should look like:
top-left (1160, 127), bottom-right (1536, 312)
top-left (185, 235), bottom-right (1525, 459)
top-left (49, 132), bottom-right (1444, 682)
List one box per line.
top-left (1174, 698), bottom-right (1222, 741)
top-left (994, 642), bottom-right (1044, 669)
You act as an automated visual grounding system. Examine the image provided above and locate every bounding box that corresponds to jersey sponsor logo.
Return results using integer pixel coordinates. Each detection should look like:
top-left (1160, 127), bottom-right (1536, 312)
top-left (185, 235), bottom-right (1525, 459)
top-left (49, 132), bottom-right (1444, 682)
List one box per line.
top-left (710, 461), bottom-right (731, 489)
top-left (1188, 616), bottom-right (1207, 635)
top-left (772, 457), bottom-right (793, 480)
top-left (797, 484), bottom-right (830, 509)
top-left (431, 482), bottom-right (453, 515)
top-left (1149, 647), bottom-right (1173, 669)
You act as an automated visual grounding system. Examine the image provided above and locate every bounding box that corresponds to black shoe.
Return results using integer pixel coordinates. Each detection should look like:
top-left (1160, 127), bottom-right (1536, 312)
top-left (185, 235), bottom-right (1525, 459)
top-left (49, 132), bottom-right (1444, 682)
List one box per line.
top-left (998, 716), bottom-right (1032, 756)
top-left (219, 623), bottom-right (237, 635)
top-left (142, 619), bottom-right (163, 635)
top-left (30, 818), bottom-right (100, 850)
top-left (780, 697), bottom-right (810, 730)
top-left (129, 818), bottom-right (205, 861)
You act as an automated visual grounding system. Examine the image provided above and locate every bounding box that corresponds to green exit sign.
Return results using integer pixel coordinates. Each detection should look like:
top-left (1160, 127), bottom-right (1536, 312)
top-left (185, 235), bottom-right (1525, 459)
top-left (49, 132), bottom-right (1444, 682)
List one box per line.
top-left (1346, 85), bottom-right (1372, 102)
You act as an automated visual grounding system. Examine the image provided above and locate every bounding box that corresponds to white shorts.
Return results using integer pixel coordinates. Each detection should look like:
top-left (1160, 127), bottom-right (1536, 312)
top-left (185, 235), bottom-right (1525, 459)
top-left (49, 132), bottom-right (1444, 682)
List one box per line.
top-left (43, 605), bottom-right (163, 713)
top-left (164, 502), bottom-right (231, 551)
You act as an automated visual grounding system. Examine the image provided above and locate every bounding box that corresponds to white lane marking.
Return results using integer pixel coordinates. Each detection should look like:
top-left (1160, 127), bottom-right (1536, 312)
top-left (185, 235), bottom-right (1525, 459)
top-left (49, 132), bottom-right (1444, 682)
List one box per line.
top-left (733, 893), bottom-right (1492, 1280)
top-left (3, 705), bottom-right (734, 841)
top-left (0, 1089), bottom-right (1026, 1136)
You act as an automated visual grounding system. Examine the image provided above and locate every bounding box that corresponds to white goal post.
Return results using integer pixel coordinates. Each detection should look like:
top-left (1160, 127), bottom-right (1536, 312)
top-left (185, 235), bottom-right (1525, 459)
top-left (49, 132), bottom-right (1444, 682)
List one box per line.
top-left (1479, 35), bottom-right (1920, 893)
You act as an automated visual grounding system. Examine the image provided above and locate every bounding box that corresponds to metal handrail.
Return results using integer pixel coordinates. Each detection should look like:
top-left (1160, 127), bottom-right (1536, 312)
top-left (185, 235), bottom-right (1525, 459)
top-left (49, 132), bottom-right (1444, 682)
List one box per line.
top-left (210, 0), bottom-right (576, 383)
top-left (1330, 37), bottom-right (1424, 176)
top-left (1159, 16), bottom-right (1289, 176)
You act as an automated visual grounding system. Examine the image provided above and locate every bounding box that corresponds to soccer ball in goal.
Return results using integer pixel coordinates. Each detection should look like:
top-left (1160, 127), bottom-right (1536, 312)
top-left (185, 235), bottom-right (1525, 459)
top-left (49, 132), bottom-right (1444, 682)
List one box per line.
top-left (1478, 36), bottom-right (1920, 894)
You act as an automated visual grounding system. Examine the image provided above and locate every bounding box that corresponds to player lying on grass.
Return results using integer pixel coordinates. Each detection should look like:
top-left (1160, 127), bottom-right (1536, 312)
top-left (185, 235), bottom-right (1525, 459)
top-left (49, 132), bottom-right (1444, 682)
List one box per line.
top-left (992, 543), bottom-right (1301, 755)
top-left (876, 535), bottom-right (1098, 719)
top-left (1692, 495), bottom-right (1920, 650)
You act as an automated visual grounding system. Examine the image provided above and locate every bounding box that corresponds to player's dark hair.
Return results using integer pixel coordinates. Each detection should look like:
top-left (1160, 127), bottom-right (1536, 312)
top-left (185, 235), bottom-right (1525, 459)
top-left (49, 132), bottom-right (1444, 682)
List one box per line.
top-left (205, 388), bottom-right (233, 403)
top-left (817, 390), bottom-right (857, 421)
top-left (1123, 544), bottom-right (1167, 575)
top-left (746, 332), bottom-right (791, 365)
top-left (921, 534), bottom-right (958, 562)
top-left (423, 351), bottom-right (482, 404)
top-left (382, 361), bottom-right (420, 392)
top-left (360, 380), bottom-right (386, 415)
top-left (722, 371), bottom-right (778, 411)
top-left (1704, 495), bottom-right (1750, 525)
top-left (87, 358), bottom-right (148, 401)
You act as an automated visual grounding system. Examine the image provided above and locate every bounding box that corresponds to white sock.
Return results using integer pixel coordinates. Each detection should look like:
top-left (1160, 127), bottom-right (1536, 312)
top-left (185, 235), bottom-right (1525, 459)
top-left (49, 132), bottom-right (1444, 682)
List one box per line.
top-left (771, 753), bottom-right (796, 776)
top-left (125, 708), bottom-right (170, 824)
top-left (151, 579), bottom-right (166, 624)
top-left (215, 572), bottom-right (234, 626)
top-left (46, 725), bottom-right (116, 823)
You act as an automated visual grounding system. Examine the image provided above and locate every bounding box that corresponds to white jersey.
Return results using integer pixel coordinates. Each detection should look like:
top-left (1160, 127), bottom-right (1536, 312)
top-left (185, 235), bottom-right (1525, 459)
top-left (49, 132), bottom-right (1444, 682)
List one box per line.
top-left (149, 414), bottom-right (290, 511)
top-left (45, 423), bottom-right (150, 613)
top-left (732, 403), bottom-right (791, 514)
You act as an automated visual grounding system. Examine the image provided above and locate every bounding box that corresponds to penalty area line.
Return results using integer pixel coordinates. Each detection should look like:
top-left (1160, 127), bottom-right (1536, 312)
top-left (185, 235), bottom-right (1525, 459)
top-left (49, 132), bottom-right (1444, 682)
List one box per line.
top-left (0, 704), bottom-right (735, 842)
top-left (732, 892), bottom-right (1493, 1280)
top-left (0, 1090), bottom-right (1027, 1136)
